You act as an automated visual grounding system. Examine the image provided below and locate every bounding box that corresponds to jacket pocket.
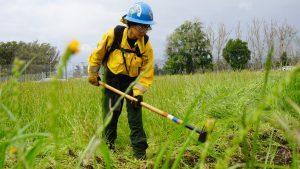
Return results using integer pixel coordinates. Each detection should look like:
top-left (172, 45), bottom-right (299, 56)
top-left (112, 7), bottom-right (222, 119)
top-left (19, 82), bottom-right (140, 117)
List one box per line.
top-left (130, 56), bottom-right (142, 76)
top-left (107, 50), bottom-right (125, 73)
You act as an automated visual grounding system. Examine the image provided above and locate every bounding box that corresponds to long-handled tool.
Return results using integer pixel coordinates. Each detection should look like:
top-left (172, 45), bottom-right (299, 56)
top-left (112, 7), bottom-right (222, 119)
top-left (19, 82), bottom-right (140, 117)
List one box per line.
top-left (99, 81), bottom-right (212, 142)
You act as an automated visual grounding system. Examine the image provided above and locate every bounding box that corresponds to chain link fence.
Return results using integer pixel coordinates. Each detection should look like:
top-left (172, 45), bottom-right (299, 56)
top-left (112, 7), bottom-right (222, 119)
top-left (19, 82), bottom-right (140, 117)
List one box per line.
top-left (0, 64), bottom-right (88, 82)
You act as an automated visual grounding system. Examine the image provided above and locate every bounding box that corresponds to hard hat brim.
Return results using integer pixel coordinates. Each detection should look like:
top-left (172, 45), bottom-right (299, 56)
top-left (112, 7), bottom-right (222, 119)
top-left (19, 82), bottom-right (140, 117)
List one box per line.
top-left (124, 15), bottom-right (156, 25)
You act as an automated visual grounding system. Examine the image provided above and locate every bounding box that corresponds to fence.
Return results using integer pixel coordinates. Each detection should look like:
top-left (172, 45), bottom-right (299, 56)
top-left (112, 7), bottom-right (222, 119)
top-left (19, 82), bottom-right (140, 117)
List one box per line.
top-left (0, 64), bottom-right (88, 82)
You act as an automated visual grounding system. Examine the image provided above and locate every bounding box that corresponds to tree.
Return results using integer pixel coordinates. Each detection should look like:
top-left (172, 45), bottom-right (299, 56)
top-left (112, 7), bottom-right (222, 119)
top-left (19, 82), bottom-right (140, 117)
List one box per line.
top-left (82, 65), bottom-right (88, 76)
top-left (154, 64), bottom-right (160, 75)
top-left (205, 24), bottom-right (216, 56)
top-left (164, 19), bottom-right (212, 74)
top-left (263, 19), bottom-right (277, 50)
top-left (280, 51), bottom-right (290, 66)
top-left (215, 23), bottom-right (231, 71)
top-left (247, 18), bottom-right (265, 69)
top-left (0, 41), bottom-right (19, 65)
top-left (235, 21), bottom-right (242, 40)
top-left (223, 39), bottom-right (251, 70)
top-left (276, 21), bottom-right (297, 66)
top-left (0, 41), bottom-right (59, 75)
top-left (154, 63), bottom-right (166, 75)
top-left (73, 65), bottom-right (82, 78)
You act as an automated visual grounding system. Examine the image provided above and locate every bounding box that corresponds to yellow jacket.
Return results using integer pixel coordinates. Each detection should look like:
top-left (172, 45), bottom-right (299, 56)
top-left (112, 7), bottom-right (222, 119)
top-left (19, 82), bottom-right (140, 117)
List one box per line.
top-left (88, 27), bottom-right (154, 96)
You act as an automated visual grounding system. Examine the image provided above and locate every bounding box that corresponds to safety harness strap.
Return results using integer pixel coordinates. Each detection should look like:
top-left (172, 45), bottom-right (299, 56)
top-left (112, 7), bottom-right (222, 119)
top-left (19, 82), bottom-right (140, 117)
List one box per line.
top-left (102, 25), bottom-right (149, 68)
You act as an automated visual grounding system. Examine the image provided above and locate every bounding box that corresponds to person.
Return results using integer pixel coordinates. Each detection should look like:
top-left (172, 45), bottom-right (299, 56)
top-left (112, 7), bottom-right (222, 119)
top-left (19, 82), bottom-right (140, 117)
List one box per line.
top-left (87, 2), bottom-right (155, 160)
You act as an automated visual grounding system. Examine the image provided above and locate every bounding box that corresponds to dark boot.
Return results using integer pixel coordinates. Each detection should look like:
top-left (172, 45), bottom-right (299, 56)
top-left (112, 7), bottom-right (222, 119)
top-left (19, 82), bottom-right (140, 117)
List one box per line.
top-left (108, 142), bottom-right (115, 152)
top-left (133, 149), bottom-right (146, 160)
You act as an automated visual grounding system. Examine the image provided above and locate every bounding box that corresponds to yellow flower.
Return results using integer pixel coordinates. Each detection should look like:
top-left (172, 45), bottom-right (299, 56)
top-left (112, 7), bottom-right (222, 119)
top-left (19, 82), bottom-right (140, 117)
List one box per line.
top-left (68, 39), bottom-right (80, 54)
top-left (9, 147), bottom-right (17, 155)
top-left (204, 118), bottom-right (215, 132)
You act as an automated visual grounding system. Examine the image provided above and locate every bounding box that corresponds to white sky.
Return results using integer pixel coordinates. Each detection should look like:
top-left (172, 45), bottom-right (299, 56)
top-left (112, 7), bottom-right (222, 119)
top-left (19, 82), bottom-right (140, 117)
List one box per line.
top-left (1, 0), bottom-right (299, 67)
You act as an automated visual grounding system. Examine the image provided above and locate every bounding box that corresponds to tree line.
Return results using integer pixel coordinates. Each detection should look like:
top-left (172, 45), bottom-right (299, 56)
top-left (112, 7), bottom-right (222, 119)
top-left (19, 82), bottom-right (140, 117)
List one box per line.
top-left (163, 18), bottom-right (300, 74)
top-left (1, 19), bottom-right (298, 77)
top-left (0, 41), bottom-right (59, 76)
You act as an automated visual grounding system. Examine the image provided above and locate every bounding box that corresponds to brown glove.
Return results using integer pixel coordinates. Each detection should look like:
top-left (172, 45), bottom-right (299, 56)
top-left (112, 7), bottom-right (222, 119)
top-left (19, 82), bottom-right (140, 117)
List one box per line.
top-left (88, 76), bottom-right (100, 86)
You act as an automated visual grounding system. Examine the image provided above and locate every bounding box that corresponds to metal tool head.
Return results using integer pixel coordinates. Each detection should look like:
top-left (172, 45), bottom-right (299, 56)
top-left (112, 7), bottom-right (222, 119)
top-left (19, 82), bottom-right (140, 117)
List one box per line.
top-left (198, 131), bottom-right (207, 142)
top-left (197, 119), bottom-right (215, 143)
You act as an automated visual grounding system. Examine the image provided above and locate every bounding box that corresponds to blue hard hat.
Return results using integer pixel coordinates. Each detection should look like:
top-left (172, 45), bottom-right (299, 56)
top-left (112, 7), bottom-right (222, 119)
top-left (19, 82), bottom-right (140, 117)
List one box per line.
top-left (123, 2), bottom-right (155, 25)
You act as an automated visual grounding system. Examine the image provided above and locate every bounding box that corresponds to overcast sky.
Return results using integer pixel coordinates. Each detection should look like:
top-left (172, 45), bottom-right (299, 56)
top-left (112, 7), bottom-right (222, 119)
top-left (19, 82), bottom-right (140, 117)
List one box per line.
top-left (1, 0), bottom-right (299, 67)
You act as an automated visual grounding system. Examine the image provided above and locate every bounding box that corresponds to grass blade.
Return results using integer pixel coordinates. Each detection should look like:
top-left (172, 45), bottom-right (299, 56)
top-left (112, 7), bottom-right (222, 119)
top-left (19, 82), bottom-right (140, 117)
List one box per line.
top-left (11, 133), bottom-right (49, 142)
top-left (262, 44), bottom-right (274, 95)
top-left (24, 139), bottom-right (44, 168)
top-left (264, 130), bottom-right (274, 168)
top-left (0, 102), bottom-right (16, 121)
top-left (98, 141), bottom-right (112, 169)
top-left (0, 143), bottom-right (9, 169)
top-left (171, 131), bottom-right (194, 169)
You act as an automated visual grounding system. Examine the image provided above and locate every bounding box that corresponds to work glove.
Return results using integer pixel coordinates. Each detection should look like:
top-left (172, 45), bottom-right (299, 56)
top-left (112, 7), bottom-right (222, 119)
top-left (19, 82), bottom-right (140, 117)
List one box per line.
top-left (132, 95), bottom-right (143, 109)
top-left (88, 75), bottom-right (101, 86)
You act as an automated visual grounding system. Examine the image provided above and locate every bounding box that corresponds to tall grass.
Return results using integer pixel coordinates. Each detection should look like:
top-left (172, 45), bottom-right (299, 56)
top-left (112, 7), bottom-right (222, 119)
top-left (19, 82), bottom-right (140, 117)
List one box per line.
top-left (0, 48), bottom-right (299, 168)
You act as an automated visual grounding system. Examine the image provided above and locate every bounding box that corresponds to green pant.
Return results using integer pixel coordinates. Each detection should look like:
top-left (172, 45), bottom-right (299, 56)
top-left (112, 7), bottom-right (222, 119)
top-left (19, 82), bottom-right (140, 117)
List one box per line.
top-left (103, 69), bottom-right (148, 154)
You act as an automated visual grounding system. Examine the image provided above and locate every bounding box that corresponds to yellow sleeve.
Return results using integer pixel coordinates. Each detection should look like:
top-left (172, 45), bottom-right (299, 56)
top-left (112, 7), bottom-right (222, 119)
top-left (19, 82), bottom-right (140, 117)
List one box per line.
top-left (87, 28), bottom-right (114, 76)
top-left (133, 41), bottom-right (154, 96)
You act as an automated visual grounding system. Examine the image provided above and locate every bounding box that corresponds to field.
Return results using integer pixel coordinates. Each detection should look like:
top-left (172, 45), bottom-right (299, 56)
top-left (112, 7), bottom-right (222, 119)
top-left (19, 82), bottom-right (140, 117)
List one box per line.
top-left (1, 68), bottom-right (300, 168)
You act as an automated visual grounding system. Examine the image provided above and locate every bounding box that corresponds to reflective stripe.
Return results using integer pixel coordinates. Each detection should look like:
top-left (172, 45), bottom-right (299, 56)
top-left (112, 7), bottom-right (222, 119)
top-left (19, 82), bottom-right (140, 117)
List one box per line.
top-left (134, 83), bottom-right (147, 92)
top-left (89, 66), bottom-right (100, 73)
top-left (167, 114), bottom-right (180, 123)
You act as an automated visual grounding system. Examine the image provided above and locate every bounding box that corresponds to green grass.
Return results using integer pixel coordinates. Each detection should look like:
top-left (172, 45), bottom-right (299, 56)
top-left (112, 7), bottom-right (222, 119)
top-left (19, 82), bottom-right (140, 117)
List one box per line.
top-left (1, 67), bottom-right (299, 168)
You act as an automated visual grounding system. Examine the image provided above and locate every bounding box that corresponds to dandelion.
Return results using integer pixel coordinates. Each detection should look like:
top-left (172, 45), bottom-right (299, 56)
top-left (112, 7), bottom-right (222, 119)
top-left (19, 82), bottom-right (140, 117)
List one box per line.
top-left (56, 39), bottom-right (80, 78)
top-left (67, 39), bottom-right (80, 54)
